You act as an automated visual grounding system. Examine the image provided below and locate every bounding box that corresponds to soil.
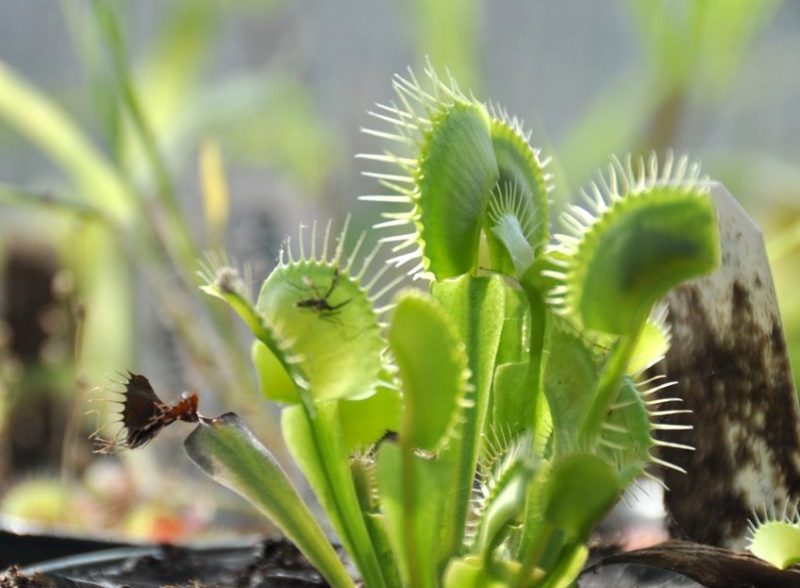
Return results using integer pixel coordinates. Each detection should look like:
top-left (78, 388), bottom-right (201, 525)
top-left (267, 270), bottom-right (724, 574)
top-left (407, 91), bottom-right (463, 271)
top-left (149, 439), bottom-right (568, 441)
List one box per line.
top-left (0, 540), bottom-right (329, 588)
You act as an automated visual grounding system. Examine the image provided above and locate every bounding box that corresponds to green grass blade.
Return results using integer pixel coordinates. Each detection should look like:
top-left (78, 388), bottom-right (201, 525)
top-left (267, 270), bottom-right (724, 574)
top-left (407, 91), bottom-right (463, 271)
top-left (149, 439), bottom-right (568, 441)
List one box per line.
top-left (0, 61), bottom-right (133, 221)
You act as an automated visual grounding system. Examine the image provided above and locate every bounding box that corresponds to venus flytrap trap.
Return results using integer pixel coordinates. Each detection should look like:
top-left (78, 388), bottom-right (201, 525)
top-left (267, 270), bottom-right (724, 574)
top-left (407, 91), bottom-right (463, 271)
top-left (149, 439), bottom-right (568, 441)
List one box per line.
top-left (747, 502), bottom-right (800, 571)
top-left (104, 65), bottom-right (723, 587)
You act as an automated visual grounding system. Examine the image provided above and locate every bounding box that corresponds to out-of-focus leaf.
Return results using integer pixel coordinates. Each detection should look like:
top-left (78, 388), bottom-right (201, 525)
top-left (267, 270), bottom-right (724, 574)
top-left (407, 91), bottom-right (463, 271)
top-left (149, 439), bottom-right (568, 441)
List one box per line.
top-left (557, 72), bottom-right (654, 190)
top-left (0, 61), bottom-right (134, 221)
top-left (628, 0), bottom-right (782, 94)
top-left (176, 75), bottom-right (339, 194)
top-left (408, 0), bottom-right (480, 90)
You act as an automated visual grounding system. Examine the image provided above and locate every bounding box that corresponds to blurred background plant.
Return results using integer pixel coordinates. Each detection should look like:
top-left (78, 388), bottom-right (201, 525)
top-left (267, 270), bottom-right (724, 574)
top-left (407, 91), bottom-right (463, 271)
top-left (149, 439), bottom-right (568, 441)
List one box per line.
top-left (0, 0), bottom-right (798, 546)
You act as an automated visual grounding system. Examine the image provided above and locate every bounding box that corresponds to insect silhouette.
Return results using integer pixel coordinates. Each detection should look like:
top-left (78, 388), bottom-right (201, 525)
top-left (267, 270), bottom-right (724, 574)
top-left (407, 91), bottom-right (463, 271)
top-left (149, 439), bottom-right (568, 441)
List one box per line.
top-left (295, 268), bottom-right (351, 316)
top-left (91, 372), bottom-right (200, 453)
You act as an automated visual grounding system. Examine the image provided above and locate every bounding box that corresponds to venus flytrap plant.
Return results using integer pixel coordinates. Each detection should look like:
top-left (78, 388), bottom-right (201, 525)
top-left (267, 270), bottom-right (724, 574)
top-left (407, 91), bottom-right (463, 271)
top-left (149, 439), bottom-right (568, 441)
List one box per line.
top-left (114, 64), bottom-right (724, 587)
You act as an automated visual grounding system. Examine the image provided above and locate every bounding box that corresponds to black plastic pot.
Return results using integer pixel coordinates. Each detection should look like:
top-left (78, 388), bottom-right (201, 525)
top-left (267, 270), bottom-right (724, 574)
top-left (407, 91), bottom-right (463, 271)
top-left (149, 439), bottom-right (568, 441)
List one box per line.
top-left (0, 530), bottom-right (131, 569)
top-left (0, 533), bottom-right (328, 588)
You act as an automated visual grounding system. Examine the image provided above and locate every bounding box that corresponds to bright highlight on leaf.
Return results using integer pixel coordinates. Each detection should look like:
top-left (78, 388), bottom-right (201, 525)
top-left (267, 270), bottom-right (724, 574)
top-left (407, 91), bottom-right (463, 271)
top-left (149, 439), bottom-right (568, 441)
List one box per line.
top-left (627, 306), bottom-right (671, 375)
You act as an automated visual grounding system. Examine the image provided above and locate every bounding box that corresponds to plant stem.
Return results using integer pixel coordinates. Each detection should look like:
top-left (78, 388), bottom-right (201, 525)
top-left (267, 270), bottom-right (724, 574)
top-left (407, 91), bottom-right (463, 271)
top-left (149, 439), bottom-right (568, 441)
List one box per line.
top-left (520, 280), bottom-right (547, 434)
top-left (515, 523), bottom-right (556, 588)
top-left (579, 323), bottom-right (644, 447)
top-left (400, 433), bottom-right (424, 588)
top-left (299, 397), bottom-right (389, 588)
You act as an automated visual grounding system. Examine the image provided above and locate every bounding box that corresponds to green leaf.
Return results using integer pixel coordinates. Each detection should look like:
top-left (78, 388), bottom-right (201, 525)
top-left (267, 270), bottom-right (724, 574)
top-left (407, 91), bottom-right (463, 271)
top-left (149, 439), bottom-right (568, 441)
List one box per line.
top-left (442, 557), bottom-right (488, 588)
top-left (495, 285), bottom-right (529, 366)
top-left (339, 384), bottom-right (402, 453)
top-left (376, 442), bottom-right (449, 588)
top-left (183, 413), bottom-right (354, 588)
top-left (251, 339), bottom-right (298, 403)
top-left (388, 290), bottom-right (469, 451)
top-left (443, 555), bottom-right (523, 588)
top-left (542, 454), bottom-right (620, 541)
top-left (473, 456), bottom-right (536, 557)
top-left (488, 288), bottom-right (533, 441)
top-left (536, 541), bottom-right (588, 588)
top-left (490, 362), bottom-right (536, 440)
top-left (431, 275), bottom-right (506, 557)
top-left (363, 512), bottom-right (403, 588)
top-left (543, 323), bottom-right (598, 456)
top-left (487, 208), bottom-right (535, 277)
top-left (514, 460), bottom-right (554, 571)
top-left (418, 101), bottom-right (499, 278)
top-left (580, 190), bottom-right (717, 333)
top-left (199, 272), bottom-right (299, 394)
top-left (749, 520), bottom-right (800, 570)
top-left (361, 69), bottom-right (499, 280)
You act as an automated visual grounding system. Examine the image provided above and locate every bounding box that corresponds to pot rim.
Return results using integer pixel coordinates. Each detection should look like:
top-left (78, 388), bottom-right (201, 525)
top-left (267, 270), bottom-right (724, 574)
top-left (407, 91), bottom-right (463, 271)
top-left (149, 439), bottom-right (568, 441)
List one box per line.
top-left (24, 541), bottom-right (262, 575)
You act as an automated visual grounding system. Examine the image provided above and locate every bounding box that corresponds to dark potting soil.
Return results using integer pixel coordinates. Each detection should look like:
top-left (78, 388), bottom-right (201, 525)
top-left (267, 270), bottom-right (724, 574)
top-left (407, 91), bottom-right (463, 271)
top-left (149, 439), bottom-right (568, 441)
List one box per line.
top-left (0, 540), bottom-right (329, 588)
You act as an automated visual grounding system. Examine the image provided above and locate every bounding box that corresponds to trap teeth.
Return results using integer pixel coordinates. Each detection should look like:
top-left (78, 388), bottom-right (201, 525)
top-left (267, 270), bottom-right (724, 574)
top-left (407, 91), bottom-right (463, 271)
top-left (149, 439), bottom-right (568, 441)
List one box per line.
top-left (91, 373), bottom-right (199, 452)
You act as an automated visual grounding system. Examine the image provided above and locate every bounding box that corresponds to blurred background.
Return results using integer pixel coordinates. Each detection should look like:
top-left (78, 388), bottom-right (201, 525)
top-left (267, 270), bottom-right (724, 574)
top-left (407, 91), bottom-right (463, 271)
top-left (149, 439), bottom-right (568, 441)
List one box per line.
top-left (0, 0), bottom-right (798, 544)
